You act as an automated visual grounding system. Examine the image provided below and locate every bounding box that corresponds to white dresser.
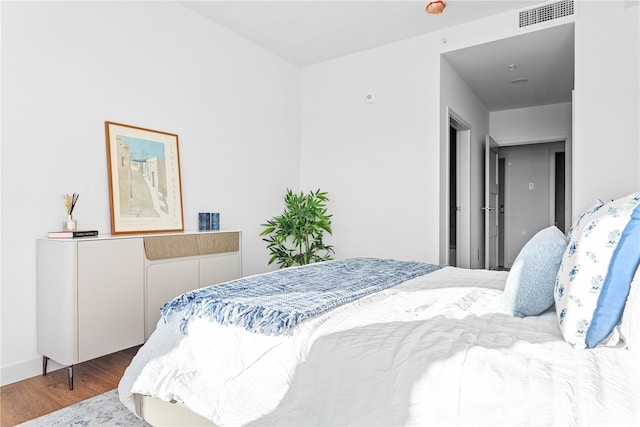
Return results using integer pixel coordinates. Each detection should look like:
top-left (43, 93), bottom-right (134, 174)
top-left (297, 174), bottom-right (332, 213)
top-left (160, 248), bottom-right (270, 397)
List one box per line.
top-left (36, 231), bottom-right (242, 388)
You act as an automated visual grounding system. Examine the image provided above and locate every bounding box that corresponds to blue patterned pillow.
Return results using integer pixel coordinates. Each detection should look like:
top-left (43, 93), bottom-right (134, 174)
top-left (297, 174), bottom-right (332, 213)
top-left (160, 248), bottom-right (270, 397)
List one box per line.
top-left (566, 199), bottom-right (604, 242)
top-left (503, 226), bottom-right (567, 317)
top-left (555, 192), bottom-right (640, 349)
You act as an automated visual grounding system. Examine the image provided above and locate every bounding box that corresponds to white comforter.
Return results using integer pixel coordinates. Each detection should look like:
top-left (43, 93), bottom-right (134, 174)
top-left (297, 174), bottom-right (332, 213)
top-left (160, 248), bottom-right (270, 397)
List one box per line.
top-left (119, 266), bottom-right (640, 426)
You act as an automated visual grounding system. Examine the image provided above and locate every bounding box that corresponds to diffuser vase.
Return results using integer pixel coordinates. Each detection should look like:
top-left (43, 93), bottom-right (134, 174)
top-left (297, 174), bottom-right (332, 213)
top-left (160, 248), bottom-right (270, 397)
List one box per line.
top-left (63, 215), bottom-right (77, 231)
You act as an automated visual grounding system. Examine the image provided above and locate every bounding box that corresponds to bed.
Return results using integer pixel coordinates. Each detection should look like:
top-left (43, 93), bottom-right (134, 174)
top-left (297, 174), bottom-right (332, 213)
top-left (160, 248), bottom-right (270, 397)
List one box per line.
top-left (119, 192), bottom-right (640, 426)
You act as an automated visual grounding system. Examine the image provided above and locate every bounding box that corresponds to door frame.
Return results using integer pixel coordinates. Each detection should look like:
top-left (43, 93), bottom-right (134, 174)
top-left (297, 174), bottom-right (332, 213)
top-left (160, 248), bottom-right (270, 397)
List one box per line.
top-left (498, 156), bottom-right (506, 268)
top-left (484, 135), bottom-right (499, 270)
top-left (549, 143), bottom-right (570, 233)
top-left (442, 108), bottom-right (471, 268)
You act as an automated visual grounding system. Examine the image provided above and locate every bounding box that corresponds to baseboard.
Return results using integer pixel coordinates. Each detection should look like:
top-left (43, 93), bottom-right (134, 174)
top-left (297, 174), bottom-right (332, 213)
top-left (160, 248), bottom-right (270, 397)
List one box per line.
top-left (1, 356), bottom-right (64, 386)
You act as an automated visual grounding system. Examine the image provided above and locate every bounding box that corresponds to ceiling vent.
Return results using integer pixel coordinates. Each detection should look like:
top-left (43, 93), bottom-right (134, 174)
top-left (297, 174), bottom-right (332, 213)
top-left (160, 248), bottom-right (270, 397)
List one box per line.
top-left (519, 0), bottom-right (574, 28)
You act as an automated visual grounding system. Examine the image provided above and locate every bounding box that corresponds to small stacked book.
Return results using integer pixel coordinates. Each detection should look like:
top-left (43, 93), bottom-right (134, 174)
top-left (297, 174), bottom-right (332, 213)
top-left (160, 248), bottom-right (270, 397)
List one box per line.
top-left (48, 230), bottom-right (99, 239)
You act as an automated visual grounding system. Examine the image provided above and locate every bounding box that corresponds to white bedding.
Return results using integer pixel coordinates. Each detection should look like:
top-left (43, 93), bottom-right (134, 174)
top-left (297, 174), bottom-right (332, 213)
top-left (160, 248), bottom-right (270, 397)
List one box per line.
top-left (119, 266), bottom-right (640, 426)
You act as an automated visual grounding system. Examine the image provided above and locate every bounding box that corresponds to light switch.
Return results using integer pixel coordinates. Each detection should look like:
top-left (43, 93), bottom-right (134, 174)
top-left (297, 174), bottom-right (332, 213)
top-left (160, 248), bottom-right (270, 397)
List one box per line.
top-left (529, 182), bottom-right (535, 190)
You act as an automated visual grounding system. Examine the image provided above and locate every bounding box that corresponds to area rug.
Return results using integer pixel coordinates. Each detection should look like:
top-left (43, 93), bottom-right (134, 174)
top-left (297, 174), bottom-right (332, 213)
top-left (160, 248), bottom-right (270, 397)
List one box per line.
top-left (16, 389), bottom-right (150, 426)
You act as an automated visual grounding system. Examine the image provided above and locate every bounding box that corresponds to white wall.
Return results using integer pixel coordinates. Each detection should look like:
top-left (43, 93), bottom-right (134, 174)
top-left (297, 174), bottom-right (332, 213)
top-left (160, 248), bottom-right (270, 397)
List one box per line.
top-left (1, 1), bottom-right (300, 384)
top-left (300, 35), bottom-right (442, 263)
top-left (573, 1), bottom-right (640, 212)
top-left (299, 12), bottom-right (511, 267)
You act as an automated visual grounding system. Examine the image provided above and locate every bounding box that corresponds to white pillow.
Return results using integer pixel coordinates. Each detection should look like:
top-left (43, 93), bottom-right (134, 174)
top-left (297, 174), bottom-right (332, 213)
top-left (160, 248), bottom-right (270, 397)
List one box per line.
top-left (554, 192), bottom-right (640, 349)
top-left (503, 226), bottom-right (567, 317)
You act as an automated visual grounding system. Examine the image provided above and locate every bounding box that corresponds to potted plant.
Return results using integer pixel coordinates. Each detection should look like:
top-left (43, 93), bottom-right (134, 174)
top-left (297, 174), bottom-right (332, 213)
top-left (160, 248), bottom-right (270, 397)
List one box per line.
top-left (261, 189), bottom-right (335, 268)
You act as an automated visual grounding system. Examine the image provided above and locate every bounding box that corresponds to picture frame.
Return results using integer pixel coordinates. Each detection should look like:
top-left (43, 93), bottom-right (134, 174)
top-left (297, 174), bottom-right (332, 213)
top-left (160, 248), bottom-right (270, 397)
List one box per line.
top-left (105, 121), bottom-right (184, 234)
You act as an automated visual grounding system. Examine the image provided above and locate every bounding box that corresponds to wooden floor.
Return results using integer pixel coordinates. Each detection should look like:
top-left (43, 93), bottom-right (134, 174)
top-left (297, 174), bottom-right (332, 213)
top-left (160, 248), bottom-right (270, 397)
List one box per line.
top-left (0, 346), bottom-right (140, 427)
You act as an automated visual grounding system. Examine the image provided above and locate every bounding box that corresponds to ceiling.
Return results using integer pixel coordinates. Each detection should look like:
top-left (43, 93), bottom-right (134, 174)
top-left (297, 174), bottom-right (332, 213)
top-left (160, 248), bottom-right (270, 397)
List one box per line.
top-left (443, 22), bottom-right (574, 111)
top-left (179, 0), bottom-right (575, 111)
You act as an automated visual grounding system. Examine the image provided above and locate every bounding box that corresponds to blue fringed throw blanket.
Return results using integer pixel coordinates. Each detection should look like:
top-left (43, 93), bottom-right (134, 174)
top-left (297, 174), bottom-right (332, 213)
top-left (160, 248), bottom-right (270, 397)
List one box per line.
top-left (161, 257), bottom-right (442, 335)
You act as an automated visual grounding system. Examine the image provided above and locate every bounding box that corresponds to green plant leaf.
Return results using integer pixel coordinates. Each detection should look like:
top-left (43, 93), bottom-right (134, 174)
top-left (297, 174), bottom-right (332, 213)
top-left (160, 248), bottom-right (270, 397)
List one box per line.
top-left (260, 188), bottom-right (335, 268)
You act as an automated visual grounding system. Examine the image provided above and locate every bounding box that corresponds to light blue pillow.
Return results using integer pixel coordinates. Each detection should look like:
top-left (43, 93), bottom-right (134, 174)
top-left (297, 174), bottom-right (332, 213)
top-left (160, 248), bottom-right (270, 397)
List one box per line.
top-left (503, 226), bottom-right (568, 317)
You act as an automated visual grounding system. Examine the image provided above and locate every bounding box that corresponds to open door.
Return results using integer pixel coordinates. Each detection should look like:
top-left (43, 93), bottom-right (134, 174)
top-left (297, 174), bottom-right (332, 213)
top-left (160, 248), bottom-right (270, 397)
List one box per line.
top-left (484, 136), bottom-right (499, 270)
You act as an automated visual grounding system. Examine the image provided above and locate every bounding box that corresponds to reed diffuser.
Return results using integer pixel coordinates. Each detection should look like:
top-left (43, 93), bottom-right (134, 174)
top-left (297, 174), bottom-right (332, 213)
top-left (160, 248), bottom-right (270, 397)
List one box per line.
top-left (63, 193), bottom-right (79, 231)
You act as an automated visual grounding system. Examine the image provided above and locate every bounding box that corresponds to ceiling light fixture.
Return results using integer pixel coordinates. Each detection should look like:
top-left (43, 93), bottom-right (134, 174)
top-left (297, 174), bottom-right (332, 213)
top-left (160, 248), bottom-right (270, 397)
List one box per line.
top-left (426, 1), bottom-right (447, 14)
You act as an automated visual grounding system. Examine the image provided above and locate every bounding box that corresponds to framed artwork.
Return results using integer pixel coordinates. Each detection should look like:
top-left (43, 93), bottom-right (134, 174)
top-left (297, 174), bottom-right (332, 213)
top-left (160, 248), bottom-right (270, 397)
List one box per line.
top-left (105, 121), bottom-right (184, 234)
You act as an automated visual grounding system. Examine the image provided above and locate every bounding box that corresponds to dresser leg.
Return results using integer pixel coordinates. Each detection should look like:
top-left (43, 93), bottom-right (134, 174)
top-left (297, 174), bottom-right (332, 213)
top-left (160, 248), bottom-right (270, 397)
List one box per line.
top-left (42, 355), bottom-right (73, 389)
top-left (67, 365), bottom-right (74, 390)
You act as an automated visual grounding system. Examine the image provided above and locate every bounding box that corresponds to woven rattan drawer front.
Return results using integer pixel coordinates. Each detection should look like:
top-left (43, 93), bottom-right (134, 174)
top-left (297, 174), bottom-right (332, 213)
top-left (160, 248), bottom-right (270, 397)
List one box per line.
top-left (143, 232), bottom-right (240, 260)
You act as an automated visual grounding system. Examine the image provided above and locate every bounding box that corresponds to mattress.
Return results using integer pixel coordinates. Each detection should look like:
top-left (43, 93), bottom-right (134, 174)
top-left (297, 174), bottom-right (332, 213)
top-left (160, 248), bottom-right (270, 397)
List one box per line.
top-left (119, 266), bottom-right (640, 426)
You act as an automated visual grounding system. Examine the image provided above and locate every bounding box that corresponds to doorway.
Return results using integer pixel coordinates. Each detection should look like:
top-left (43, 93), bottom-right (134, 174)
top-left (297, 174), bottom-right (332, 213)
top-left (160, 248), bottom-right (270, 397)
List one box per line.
top-left (439, 23), bottom-right (574, 268)
top-left (498, 141), bottom-right (568, 268)
top-left (447, 110), bottom-right (471, 268)
top-left (553, 151), bottom-right (566, 233)
top-left (449, 125), bottom-right (457, 266)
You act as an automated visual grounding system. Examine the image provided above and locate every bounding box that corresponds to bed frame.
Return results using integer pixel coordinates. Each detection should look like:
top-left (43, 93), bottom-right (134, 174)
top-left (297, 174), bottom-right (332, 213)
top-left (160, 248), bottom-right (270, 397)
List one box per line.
top-left (135, 393), bottom-right (217, 427)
